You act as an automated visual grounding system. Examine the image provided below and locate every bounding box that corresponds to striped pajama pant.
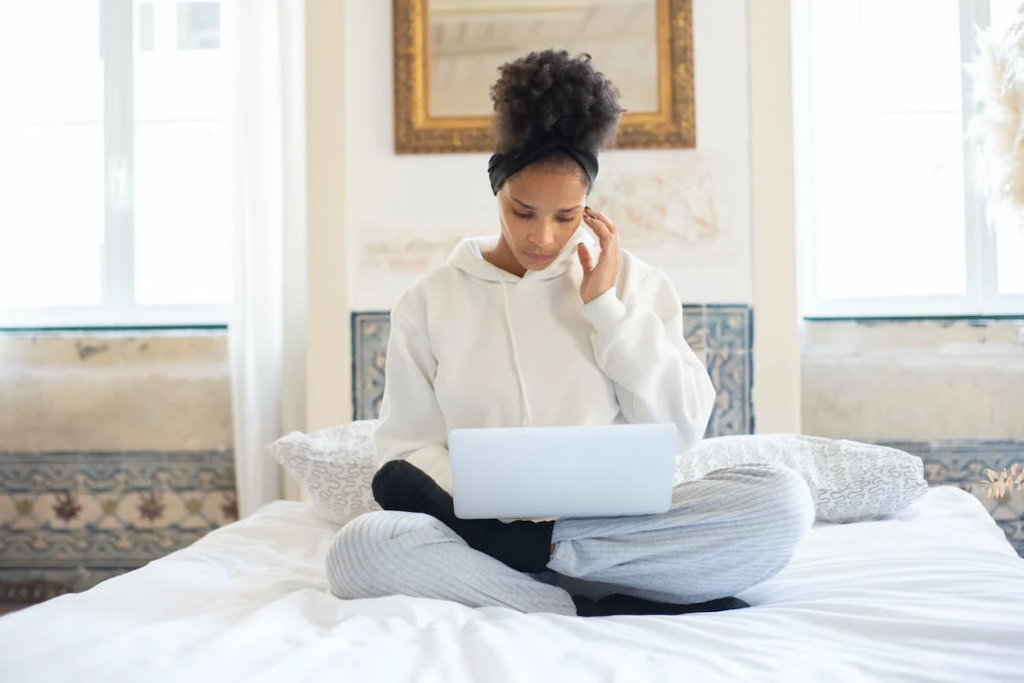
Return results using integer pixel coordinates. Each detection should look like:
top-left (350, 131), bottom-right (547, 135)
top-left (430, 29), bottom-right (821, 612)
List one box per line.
top-left (324, 464), bottom-right (814, 616)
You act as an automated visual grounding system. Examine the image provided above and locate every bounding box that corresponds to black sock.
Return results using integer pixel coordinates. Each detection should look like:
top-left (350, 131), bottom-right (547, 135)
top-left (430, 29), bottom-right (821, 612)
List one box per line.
top-left (371, 460), bottom-right (554, 574)
top-left (572, 594), bottom-right (749, 617)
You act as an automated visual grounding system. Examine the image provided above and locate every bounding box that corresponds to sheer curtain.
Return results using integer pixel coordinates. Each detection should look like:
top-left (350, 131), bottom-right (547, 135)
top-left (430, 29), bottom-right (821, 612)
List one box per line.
top-left (227, 0), bottom-right (285, 517)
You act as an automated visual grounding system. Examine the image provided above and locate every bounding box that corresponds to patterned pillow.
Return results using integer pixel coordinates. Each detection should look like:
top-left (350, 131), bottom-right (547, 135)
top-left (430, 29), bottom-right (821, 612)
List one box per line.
top-left (266, 420), bottom-right (381, 525)
top-left (676, 435), bottom-right (929, 523)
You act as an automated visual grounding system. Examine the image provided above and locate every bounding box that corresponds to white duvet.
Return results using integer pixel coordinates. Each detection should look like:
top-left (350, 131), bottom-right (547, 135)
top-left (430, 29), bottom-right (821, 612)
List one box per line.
top-left (2, 487), bottom-right (1022, 683)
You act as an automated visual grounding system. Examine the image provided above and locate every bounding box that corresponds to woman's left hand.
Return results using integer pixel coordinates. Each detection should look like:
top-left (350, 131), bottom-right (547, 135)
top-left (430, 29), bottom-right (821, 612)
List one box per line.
top-left (577, 208), bottom-right (621, 304)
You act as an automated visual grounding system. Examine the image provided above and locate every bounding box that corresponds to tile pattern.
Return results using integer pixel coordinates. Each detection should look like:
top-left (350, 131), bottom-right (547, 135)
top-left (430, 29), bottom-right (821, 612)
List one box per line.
top-left (0, 450), bottom-right (237, 611)
top-left (352, 304), bottom-right (754, 437)
top-left (881, 440), bottom-right (1024, 556)
top-left (351, 312), bottom-right (391, 426)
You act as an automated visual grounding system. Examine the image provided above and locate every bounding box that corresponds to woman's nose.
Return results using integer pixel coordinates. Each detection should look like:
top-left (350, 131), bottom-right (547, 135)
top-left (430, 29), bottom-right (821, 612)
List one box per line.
top-left (529, 220), bottom-right (557, 248)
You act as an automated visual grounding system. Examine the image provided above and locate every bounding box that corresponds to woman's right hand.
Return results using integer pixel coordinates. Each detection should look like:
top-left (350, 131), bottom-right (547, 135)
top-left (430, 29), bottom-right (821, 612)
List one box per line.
top-left (577, 208), bottom-right (621, 304)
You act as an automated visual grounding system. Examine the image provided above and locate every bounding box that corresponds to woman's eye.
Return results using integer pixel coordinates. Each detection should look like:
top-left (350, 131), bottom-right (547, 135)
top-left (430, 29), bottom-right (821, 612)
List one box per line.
top-left (513, 211), bottom-right (533, 219)
top-left (557, 216), bottom-right (576, 224)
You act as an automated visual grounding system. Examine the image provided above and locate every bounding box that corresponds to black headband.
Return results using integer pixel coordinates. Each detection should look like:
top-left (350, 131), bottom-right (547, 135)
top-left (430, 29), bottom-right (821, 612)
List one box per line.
top-left (487, 138), bottom-right (599, 195)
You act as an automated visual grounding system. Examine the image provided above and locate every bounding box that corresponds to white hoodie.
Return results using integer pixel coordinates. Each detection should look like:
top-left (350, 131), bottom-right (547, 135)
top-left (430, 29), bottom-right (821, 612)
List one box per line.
top-left (374, 228), bottom-right (717, 491)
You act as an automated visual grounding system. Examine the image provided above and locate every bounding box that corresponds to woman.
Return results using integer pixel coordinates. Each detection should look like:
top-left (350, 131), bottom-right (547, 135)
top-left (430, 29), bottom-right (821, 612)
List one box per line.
top-left (326, 50), bottom-right (812, 617)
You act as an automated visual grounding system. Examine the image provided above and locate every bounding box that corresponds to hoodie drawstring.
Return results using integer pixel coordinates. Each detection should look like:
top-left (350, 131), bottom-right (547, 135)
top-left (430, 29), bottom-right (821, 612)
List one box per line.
top-left (499, 274), bottom-right (532, 427)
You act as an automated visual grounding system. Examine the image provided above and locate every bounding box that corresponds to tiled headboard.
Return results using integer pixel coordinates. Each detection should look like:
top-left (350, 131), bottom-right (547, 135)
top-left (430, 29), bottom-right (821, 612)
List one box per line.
top-left (0, 450), bottom-right (237, 612)
top-left (351, 304), bottom-right (755, 437)
top-left (351, 310), bottom-right (1024, 556)
top-left (0, 331), bottom-right (237, 613)
top-left (880, 440), bottom-right (1024, 556)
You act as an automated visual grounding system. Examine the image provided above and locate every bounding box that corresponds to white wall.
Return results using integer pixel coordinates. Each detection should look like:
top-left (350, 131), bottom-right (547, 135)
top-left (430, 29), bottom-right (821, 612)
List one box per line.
top-left (0, 333), bottom-right (231, 452)
top-left (303, 0), bottom-right (352, 431)
top-left (342, 0), bottom-right (754, 310)
top-left (749, 0), bottom-right (801, 433)
top-left (802, 321), bottom-right (1024, 441)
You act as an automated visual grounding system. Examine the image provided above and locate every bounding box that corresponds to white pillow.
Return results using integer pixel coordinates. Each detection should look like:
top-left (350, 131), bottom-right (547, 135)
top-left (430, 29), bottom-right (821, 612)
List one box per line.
top-left (267, 420), bottom-right (381, 525)
top-left (267, 423), bottom-right (927, 526)
top-left (676, 434), bottom-right (929, 523)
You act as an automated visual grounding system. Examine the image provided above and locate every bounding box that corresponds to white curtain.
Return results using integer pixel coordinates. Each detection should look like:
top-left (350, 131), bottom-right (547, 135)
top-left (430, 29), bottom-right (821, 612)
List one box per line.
top-left (227, 0), bottom-right (285, 518)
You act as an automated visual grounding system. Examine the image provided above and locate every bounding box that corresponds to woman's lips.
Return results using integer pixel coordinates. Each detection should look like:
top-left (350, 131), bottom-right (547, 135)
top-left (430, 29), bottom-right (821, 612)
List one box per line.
top-left (523, 251), bottom-right (555, 263)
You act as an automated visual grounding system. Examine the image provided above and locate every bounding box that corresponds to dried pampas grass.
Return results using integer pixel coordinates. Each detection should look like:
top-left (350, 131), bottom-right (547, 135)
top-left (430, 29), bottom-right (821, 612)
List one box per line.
top-left (968, 6), bottom-right (1024, 234)
top-left (980, 464), bottom-right (1024, 502)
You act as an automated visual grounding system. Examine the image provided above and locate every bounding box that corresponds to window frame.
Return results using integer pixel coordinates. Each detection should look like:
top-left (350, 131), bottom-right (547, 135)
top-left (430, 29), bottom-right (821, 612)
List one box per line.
top-left (793, 0), bottom-right (1024, 319)
top-left (0, 0), bottom-right (231, 329)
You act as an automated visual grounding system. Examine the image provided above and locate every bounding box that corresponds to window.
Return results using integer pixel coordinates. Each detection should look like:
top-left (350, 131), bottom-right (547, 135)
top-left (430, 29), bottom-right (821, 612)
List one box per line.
top-left (794, 0), bottom-right (1024, 317)
top-left (0, 0), bottom-right (232, 328)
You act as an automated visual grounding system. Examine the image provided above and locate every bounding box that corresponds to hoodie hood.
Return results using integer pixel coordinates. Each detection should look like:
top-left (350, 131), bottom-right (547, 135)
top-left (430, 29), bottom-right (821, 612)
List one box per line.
top-left (447, 226), bottom-right (597, 284)
top-left (444, 226), bottom-right (596, 430)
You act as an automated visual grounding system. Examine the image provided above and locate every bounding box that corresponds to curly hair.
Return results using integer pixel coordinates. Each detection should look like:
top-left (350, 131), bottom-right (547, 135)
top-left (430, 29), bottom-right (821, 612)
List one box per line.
top-left (490, 49), bottom-right (623, 155)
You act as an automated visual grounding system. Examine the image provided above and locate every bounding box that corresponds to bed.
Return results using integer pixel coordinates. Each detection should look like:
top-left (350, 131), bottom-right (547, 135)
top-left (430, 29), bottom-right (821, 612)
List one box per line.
top-left (2, 486), bottom-right (1022, 682)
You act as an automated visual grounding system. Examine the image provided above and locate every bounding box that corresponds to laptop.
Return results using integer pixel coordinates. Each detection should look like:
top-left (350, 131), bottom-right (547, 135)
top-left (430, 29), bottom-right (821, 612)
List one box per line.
top-left (448, 423), bottom-right (677, 520)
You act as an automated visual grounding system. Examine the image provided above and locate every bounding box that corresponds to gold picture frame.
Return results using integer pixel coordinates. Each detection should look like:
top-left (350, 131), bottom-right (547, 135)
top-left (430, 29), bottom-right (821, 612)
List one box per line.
top-left (393, 0), bottom-right (695, 154)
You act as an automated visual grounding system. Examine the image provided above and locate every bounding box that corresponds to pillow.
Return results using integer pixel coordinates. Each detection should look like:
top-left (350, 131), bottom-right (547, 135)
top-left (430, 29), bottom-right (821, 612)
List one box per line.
top-left (267, 420), bottom-right (381, 525)
top-left (675, 434), bottom-right (929, 523)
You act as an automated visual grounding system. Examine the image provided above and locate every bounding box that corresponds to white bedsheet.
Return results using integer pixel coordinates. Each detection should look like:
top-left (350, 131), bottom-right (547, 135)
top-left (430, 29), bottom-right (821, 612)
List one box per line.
top-left (1, 487), bottom-right (1022, 683)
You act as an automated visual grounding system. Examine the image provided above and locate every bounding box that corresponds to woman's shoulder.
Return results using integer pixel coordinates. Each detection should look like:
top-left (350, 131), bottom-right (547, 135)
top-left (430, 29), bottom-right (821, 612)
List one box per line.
top-left (614, 250), bottom-right (682, 319)
top-left (617, 249), bottom-right (673, 293)
top-left (391, 263), bottom-right (464, 328)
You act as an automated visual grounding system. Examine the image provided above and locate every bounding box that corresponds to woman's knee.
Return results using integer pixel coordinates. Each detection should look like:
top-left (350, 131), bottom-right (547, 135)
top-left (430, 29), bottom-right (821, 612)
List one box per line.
top-left (325, 511), bottom-right (452, 600)
top-left (761, 465), bottom-right (814, 530)
top-left (734, 464), bottom-right (814, 550)
top-left (706, 465), bottom-right (813, 590)
top-left (703, 464), bottom-right (814, 541)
